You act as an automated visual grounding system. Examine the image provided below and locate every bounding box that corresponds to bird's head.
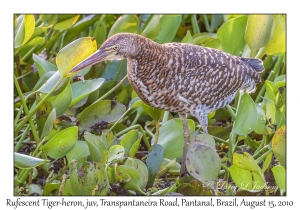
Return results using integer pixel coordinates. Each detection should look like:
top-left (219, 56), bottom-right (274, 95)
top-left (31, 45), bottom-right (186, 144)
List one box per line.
top-left (69, 33), bottom-right (141, 74)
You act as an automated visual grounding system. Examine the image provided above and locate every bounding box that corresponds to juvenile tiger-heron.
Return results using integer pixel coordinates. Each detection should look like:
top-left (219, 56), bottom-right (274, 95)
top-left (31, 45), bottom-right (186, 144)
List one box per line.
top-left (69, 33), bottom-right (264, 176)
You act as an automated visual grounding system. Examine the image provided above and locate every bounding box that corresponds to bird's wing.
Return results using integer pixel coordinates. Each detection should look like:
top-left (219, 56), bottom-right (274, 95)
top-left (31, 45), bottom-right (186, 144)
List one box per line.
top-left (163, 43), bottom-right (246, 107)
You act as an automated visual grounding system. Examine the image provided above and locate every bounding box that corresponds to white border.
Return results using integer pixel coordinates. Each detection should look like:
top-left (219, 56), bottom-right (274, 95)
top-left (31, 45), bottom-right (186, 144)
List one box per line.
top-left (2, 0), bottom-right (299, 209)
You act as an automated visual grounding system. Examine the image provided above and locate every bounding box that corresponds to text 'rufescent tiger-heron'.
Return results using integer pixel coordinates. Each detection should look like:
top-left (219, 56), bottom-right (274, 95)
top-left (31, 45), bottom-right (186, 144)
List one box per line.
top-left (69, 33), bottom-right (264, 176)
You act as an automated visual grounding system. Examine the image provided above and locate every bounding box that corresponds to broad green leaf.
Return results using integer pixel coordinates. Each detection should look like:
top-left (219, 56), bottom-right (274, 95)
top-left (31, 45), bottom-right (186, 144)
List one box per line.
top-left (272, 125), bottom-right (286, 167)
top-left (229, 165), bottom-right (252, 190)
top-left (116, 165), bottom-right (143, 193)
top-left (56, 37), bottom-right (97, 78)
top-left (262, 152), bottom-right (273, 173)
top-left (262, 97), bottom-right (282, 133)
top-left (14, 153), bottom-right (48, 169)
top-left (43, 181), bottom-right (61, 195)
top-left (252, 172), bottom-right (265, 190)
top-left (70, 78), bottom-right (105, 107)
top-left (40, 106), bottom-right (56, 138)
top-left (190, 134), bottom-right (215, 148)
top-left (66, 141), bottom-right (90, 166)
top-left (14, 15), bottom-right (35, 48)
top-left (186, 141), bottom-right (221, 186)
top-left (77, 100), bottom-right (126, 131)
top-left (32, 54), bottom-right (57, 77)
top-left (210, 15), bottom-right (223, 32)
top-left (28, 184), bottom-right (43, 195)
top-left (84, 131), bottom-right (107, 164)
top-left (63, 15), bottom-right (99, 45)
top-left (107, 145), bottom-right (125, 163)
top-left (31, 26), bottom-right (50, 39)
top-left (108, 15), bottom-right (139, 38)
top-left (38, 71), bottom-right (61, 93)
top-left (25, 37), bottom-right (44, 47)
top-left (93, 16), bottom-right (107, 46)
top-left (125, 158), bottom-right (148, 190)
top-left (69, 161), bottom-right (109, 195)
top-left (207, 126), bottom-right (230, 140)
top-left (265, 81), bottom-right (276, 102)
top-left (40, 14), bottom-right (58, 26)
top-left (46, 80), bottom-right (72, 117)
top-left (158, 118), bottom-right (195, 160)
top-left (157, 158), bottom-right (178, 177)
top-left (142, 102), bottom-right (164, 121)
top-left (36, 101), bottom-right (54, 138)
top-left (53, 15), bottom-right (80, 30)
top-left (40, 126), bottom-right (78, 159)
top-left (271, 165), bottom-right (286, 195)
top-left (217, 15), bottom-right (248, 55)
top-left (156, 15), bottom-right (182, 43)
top-left (146, 144), bottom-right (164, 187)
top-left (142, 15), bottom-right (181, 44)
top-left (204, 38), bottom-right (223, 50)
top-left (129, 137), bottom-right (142, 158)
top-left (254, 104), bottom-right (268, 135)
top-left (245, 15), bottom-right (273, 50)
top-left (263, 15), bottom-right (286, 55)
top-left (193, 32), bottom-right (216, 45)
top-left (181, 30), bottom-right (195, 44)
top-left (120, 130), bottom-right (141, 157)
top-left (233, 92), bottom-right (257, 135)
top-left (233, 152), bottom-right (263, 178)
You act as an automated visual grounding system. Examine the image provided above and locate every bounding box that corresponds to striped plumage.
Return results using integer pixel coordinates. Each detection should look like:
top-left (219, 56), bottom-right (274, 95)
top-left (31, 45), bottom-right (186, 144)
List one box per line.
top-left (69, 33), bottom-right (264, 175)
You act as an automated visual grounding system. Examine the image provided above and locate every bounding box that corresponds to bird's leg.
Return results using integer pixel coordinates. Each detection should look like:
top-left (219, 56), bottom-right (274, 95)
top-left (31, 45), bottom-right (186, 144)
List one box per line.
top-left (179, 114), bottom-right (190, 176)
top-left (153, 120), bottom-right (160, 145)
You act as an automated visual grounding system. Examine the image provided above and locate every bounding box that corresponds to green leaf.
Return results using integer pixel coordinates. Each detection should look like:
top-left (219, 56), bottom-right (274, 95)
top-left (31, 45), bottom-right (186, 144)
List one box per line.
top-left (158, 118), bottom-right (195, 160)
top-left (186, 141), bottom-right (221, 186)
top-left (191, 134), bottom-right (215, 148)
top-left (262, 97), bottom-right (282, 133)
top-left (217, 15), bottom-right (248, 55)
top-left (43, 181), bottom-right (61, 195)
top-left (14, 153), bottom-right (48, 169)
top-left (69, 161), bottom-right (109, 195)
top-left (38, 71), bottom-right (61, 93)
top-left (56, 37), bottom-right (97, 78)
top-left (146, 144), bottom-right (164, 187)
top-left (37, 103), bottom-right (56, 138)
top-left (245, 15), bottom-right (273, 50)
top-left (271, 165), bottom-right (286, 195)
top-left (93, 16), bottom-right (107, 46)
top-left (142, 15), bottom-right (182, 43)
top-left (262, 152), bottom-right (273, 173)
top-left (53, 15), bottom-right (80, 30)
top-left (157, 158), bottom-right (179, 177)
top-left (84, 131), bottom-right (107, 164)
top-left (181, 30), bottom-right (195, 44)
top-left (66, 141), bottom-right (90, 166)
top-left (25, 37), bottom-right (44, 47)
top-left (254, 104), bottom-right (268, 135)
top-left (108, 15), bottom-right (139, 38)
top-left (233, 92), bottom-right (257, 135)
top-left (32, 53), bottom-right (57, 77)
top-left (28, 184), bottom-right (43, 195)
top-left (142, 102), bottom-right (164, 121)
top-left (46, 80), bottom-right (72, 117)
top-left (129, 137), bottom-right (142, 158)
top-left (107, 145), bottom-right (125, 163)
top-left (265, 81), bottom-right (276, 102)
top-left (120, 130), bottom-right (141, 157)
top-left (233, 152), bottom-right (263, 178)
top-left (229, 165), bottom-right (252, 190)
top-left (40, 126), bottom-right (78, 159)
top-left (193, 33), bottom-right (216, 45)
top-left (263, 15), bottom-right (286, 55)
top-left (14, 15), bottom-right (35, 48)
top-left (203, 38), bottom-right (223, 50)
top-left (70, 78), bottom-right (105, 107)
top-left (77, 100), bottom-right (126, 131)
top-left (272, 125), bottom-right (286, 167)
top-left (125, 158), bottom-right (148, 190)
top-left (116, 165), bottom-right (143, 193)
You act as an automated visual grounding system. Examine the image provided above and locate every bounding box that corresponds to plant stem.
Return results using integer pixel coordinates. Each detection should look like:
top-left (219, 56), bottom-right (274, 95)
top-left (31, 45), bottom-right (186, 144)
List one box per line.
top-left (22, 45), bottom-right (38, 62)
top-left (109, 108), bottom-right (133, 131)
top-left (226, 105), bottom-right (236, 120)
top-left (93, 75), bottom-right (128, 105)
top-left (256, 148), bottom-right (273, 164)
top-left (130, 110), bottom-right (142, 126)
top-left (14, 76), bottom-right (40, 145)
top-left (14, 77), bottom-right (63, 136)
top-left (202, 14), bottom-right (211, 32)
top-left (253, 136), bottom-right (266, 158)
top-left (221, 163), bottom-right (229, 172)
top-left (115, 124), bottom-right (150, 150)
top-left (162, 111), bottom-right (169, 123)
top-left (14, 125), bottom-right (30, 152)
top-left (14, 106), bottom-right (24, 126)
top-left (153, 120), bottom-right (160, 145)
top-left (191, 15), bottom-right (200, 34)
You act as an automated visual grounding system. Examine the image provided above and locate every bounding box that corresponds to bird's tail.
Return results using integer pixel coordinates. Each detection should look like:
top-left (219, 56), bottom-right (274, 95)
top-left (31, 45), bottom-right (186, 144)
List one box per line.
top-left (241, 57), bottom-right (264, 73)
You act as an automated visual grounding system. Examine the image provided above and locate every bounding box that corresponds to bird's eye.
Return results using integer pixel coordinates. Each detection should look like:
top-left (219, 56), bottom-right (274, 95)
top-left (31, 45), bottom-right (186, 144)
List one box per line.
top-left (113, 45), bottom-right (119, 51)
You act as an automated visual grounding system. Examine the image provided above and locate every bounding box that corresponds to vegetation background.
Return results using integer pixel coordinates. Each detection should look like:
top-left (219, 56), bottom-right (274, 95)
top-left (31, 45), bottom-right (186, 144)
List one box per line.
top-left (13, 14), bottom-right (286, 196)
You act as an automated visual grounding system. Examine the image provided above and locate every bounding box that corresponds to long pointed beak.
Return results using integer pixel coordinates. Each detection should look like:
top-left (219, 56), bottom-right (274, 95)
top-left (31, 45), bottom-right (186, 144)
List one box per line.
top-left (69, 49), bottom-right (108, 74)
